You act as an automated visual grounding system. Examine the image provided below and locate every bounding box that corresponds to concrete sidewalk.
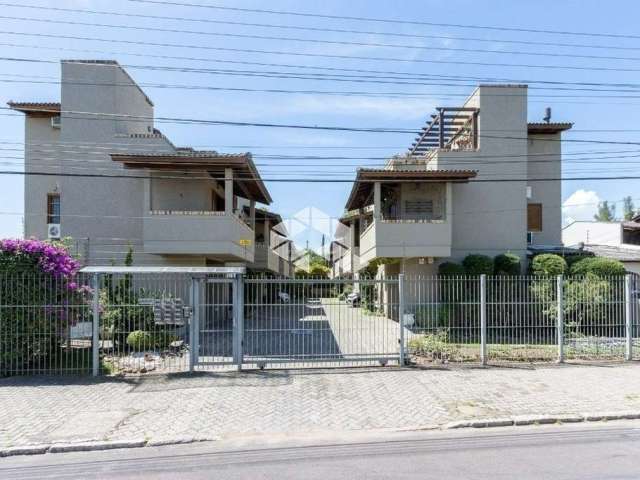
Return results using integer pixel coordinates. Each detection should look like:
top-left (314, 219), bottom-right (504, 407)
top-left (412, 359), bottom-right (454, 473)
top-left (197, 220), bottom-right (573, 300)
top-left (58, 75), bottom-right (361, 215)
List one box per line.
top-left (2, 364), bottom-right (640, 452)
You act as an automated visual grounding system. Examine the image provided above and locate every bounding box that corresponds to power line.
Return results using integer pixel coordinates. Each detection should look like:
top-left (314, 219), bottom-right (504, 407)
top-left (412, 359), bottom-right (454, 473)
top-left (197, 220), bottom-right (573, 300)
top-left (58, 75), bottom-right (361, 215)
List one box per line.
top-left (4, 59), bottom-right (640, 97)
top-left (6, 138), bottom-right (640, 154)
top-left (8, 151), bottom-right (640, 169)
top-left (4, 2), bottom-right (640, 53)
top-left (6, 40), bottom-right (640, 91)
top-left (4, 169), bottom-right (640, 183)
top-left (2, 196), bottom-right (638, 222)
top-left (3, 106), bottom-right (640, 146)
top-left (3, 30), bottom-right (640, 73)
top-left (5, 76), bottom-right (640, 103)
top-left (126, 0), bottom-right (640, 41)
top-left (5, 14), bottom-right (640, 64)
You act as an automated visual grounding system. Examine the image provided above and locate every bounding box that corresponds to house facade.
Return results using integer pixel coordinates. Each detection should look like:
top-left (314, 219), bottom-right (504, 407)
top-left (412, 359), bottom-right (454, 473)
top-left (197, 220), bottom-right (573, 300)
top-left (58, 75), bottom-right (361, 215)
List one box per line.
top-left (9, 60), bottom-right (290, 274)
top-left (333, 84), bottom-right (572, 277)
top-left (563, 215), bottom-right (640, 274)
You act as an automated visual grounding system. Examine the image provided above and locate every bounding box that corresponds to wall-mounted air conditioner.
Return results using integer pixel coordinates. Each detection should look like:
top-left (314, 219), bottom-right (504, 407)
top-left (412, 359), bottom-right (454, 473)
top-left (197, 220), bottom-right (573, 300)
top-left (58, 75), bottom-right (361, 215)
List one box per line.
top-left (47, 223), bottom-right (61, 240)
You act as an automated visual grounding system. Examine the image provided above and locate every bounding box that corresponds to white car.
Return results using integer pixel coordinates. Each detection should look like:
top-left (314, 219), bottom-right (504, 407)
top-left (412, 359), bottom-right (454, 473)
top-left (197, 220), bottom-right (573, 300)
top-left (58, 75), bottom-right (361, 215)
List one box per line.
top-left (346, 292), bottom-right (361, 307)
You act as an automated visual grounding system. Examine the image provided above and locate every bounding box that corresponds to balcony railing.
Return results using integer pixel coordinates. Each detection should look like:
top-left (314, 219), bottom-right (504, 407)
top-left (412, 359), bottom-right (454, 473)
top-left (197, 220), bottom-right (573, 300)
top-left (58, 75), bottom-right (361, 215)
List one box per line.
top-left (380, 214), bottom-right (446, 224)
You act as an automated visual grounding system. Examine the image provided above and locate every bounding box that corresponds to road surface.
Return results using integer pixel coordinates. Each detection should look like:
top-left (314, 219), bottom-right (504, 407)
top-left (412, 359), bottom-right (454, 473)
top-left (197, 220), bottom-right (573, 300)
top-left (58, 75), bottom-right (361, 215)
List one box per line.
top-left (3, 422), bottom-right (640, 479)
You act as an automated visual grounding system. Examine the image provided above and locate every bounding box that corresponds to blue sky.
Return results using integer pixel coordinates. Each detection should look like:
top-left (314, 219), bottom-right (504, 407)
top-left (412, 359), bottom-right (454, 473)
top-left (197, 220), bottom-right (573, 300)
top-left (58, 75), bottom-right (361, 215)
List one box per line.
top-left (1, 0), bottom-right (640, 242)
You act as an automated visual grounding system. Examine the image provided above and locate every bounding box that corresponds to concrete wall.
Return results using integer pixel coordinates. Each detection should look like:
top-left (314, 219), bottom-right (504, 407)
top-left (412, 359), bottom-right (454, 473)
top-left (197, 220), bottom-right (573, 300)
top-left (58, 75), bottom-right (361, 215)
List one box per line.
top-left (434, 85), bottom-right (529, 266)
top-left (21, 61), bottom-right (185, 265)
top-left (143, 213), bottom-right (254, 261)
top-left (527, 133), bottom-right (562, 245)
top-left (150, 172), bottom-right (218, 212)
top-left (24, 116), bottom-right (61, 239)
top-left (398, 182), bottom-right (446, 219)
top-left (57, 61), bottom-right (175, 265)
top-left (562, 221), bottom-right (623, 247)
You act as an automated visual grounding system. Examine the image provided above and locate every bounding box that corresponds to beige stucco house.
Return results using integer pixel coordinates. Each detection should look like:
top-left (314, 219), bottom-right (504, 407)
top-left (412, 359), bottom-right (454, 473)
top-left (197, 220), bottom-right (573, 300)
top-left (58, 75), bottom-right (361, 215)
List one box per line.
top-left (333, 84), bottom-right (572, 277)
top-left (9, 60), bottom-right (290, 274)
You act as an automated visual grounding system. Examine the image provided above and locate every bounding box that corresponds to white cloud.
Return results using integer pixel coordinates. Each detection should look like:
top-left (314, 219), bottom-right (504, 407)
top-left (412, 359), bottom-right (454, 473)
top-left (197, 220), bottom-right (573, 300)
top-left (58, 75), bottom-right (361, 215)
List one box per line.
top-left (562, 189), bottom-right (601, 225)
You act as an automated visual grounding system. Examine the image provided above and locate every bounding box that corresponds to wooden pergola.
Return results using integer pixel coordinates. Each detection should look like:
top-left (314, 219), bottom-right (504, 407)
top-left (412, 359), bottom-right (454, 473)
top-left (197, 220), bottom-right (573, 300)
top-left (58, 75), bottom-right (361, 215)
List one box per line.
top-left (409, 107), bottom-right (480, 156)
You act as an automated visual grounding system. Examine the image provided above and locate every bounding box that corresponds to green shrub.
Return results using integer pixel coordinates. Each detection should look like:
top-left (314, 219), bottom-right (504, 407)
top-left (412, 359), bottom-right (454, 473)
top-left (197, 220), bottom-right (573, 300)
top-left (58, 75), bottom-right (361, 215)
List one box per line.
top-left (494, 253), bottom-right (521, 276)
top-left (126, 330), bottom-right (153, 351)
top-left (407, 330), bottom-right (458, 361)
top-left (438, 262), bottom-right (465, 276)
top-left (153, 332), bottom-right (180, 350)
top-left (531, 254), bottom-right (567, 276)
top-left (570, 257), bottom-right (626, 277)
top-left (462, 254), bottom-right (493, 276)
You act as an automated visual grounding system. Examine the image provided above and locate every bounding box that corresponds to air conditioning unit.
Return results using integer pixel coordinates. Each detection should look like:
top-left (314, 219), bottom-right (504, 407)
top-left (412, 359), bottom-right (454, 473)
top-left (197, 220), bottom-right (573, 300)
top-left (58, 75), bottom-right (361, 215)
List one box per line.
top-left (51, 116), bottom-right (61, 129)
top-left (47, 223), bottom-right (61, 240)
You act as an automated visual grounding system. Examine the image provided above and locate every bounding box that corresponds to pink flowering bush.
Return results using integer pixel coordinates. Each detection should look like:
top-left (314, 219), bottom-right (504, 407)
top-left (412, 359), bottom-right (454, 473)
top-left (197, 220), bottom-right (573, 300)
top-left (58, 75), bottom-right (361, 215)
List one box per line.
top-left (0, 238), bottom-right (90, 375)
top-left (0, 238), bottom-right (81, 279)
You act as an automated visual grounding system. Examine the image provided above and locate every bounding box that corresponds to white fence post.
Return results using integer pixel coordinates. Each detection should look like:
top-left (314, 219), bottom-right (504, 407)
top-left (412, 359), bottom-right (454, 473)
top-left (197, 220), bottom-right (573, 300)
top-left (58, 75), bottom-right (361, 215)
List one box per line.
top-left (625, 274), bottom-right (633, 361)
top-left (189, 277), bottom-right (200, 372)
top-left (398, 273), bottom-right (405, 366)
top-left (236, 274), bottom-right (244, 370)
top-left (557, 275), bottom-right (564, 363)
top-left (480, 274), bottom-right (487, 366)
top-left (91, 273), bottom-right (100, 377)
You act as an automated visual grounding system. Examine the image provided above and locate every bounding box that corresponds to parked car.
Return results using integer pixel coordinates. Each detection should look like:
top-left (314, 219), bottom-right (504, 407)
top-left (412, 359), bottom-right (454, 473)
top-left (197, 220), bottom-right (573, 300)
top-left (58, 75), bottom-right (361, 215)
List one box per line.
top-left (346, 292), bottom-right (361, 307)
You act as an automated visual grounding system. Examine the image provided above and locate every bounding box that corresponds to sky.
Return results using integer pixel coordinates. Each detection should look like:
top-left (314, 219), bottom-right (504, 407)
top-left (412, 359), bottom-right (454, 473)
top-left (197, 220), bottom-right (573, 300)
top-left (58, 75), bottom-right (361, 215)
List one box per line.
top-left (1, 0), bottom-right (639, 247)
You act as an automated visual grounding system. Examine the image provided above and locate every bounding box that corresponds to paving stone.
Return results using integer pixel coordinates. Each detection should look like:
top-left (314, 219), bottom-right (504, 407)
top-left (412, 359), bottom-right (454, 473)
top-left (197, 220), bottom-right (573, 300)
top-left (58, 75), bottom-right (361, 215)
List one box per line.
top-left (2, 364), bottom-right (640, 448)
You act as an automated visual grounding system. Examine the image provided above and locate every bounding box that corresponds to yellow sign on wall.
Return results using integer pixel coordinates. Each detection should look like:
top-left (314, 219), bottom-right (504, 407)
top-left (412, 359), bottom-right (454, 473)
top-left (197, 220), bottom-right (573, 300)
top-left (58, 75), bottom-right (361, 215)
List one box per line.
top-left (239, 239), bottom-right (252, 247)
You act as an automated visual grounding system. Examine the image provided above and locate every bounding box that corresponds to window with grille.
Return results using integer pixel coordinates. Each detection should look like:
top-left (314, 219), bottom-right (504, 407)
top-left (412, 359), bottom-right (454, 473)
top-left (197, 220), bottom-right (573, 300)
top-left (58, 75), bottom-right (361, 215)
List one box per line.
top-left (47, 193), bottom-right (60, 224)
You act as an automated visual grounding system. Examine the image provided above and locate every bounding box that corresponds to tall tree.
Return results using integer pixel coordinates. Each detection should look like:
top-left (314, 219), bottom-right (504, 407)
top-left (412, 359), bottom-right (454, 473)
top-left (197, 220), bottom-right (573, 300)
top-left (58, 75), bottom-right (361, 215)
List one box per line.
top-left (623, 196), bottom-right (636, 220)
top-left (594, 201), bottom-right (616, 222)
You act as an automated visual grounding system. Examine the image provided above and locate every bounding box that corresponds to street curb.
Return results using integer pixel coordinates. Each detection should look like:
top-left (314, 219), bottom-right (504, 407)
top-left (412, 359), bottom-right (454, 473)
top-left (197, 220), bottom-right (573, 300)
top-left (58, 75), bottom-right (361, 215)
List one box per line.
top-left (445, 411), bottom-right (640, 430)
top-left (48, 440), bottom-right (147, 454)
top-left (3, 412), bottom-right (640, 457)
top-left (0, 437), bottom-right (214, 458)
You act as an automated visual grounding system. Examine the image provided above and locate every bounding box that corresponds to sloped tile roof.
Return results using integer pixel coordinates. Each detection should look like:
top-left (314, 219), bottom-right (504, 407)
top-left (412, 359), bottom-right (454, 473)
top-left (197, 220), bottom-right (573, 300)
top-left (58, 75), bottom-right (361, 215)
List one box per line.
top-left (7, 101), bottom-right (61, 116)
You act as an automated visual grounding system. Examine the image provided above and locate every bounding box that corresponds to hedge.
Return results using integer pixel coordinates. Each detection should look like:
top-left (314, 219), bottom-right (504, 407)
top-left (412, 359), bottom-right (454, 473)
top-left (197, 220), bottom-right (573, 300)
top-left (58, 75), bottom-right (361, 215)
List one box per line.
top-left (494, 253), bottom-right (521, 276)
top-left (570, 257), bottom-right (626, 276)
top-left (462, 254), bottom-right (494, 276)
top-left (531, 254), bottom-right (567, 276)
top-left (438, 261), bottom-right (465, 276)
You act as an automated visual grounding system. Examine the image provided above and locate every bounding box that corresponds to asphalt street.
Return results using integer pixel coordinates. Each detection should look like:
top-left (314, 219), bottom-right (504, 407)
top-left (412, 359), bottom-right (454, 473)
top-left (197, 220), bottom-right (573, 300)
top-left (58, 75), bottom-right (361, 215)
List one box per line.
top-left (3, 422), bottom-right (640, 479)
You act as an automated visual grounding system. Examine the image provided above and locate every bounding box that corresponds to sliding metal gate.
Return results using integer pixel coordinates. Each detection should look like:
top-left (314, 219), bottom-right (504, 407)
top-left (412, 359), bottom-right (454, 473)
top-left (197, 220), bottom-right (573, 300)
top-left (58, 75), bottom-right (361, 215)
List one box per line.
top-left (241, 277), bottom-right (401, 368)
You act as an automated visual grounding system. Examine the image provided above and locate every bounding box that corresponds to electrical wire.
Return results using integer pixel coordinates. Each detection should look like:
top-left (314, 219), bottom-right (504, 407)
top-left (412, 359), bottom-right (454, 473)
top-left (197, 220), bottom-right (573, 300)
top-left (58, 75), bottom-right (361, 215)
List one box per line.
top-left (3, 2), bottom-right (640, 53)
top-left (4, 14), bottom-right (640, 63)
top-left (126, 0), bottom-right (640, 41)
top-left (3, 30), bottom-right (640, 73)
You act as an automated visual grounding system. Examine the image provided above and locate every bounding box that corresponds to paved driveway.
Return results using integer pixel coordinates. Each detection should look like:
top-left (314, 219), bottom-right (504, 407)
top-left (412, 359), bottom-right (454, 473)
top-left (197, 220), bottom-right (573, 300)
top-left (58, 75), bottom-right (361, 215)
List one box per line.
top-left (199, 298), bottom-right (406, 365)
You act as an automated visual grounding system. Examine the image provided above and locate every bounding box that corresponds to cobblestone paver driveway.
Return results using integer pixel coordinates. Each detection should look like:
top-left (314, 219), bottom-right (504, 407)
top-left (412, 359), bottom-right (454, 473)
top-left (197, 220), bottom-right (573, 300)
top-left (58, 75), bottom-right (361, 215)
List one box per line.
top-left (2, 364), bottom-right (640, 447)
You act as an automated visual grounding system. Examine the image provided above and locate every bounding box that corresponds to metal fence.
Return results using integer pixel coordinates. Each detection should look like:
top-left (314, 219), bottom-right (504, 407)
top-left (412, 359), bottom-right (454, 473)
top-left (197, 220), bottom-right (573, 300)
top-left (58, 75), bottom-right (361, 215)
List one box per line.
top-left (1, 271), bottom-right (639, 376)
